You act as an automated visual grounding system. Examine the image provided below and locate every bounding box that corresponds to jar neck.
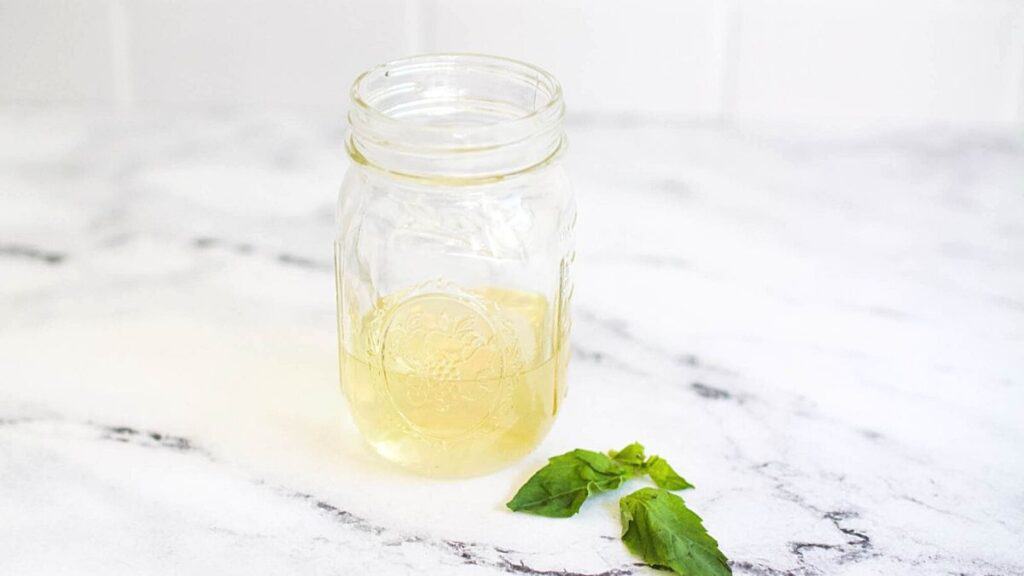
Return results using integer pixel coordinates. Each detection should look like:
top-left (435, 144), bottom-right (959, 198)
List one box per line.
top-left (347, 54), bottom-right (565, 183)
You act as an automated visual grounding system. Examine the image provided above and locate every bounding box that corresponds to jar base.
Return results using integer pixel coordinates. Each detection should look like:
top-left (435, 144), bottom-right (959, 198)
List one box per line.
top-left (361, 420), bottom-right (555, 478)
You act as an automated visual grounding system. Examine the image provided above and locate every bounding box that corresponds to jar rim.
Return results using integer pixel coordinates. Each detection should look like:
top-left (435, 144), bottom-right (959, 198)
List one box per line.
top-left (347, 53), bottom-right (566, 182)
top-left (349, 53), bottom-right (564, 140)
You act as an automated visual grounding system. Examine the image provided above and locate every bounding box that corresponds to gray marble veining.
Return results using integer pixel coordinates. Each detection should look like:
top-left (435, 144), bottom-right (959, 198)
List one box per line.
top-left (1, 108), bottom-right (1022, 575)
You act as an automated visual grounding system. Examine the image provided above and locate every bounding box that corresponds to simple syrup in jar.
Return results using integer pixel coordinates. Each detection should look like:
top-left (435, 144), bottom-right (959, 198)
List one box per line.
top-left (335, 55), bottom-right (575, 476)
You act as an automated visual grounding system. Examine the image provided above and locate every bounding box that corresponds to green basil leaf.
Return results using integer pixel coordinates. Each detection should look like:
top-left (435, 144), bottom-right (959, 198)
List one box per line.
top-left (507, 449), bottom-right (629, 517)
top-left (620, 488), bottom-right (731, 576)
top-left (608, 442), bottom-right (647, 470)
top-left (645, 455), bottom-right (694, 490)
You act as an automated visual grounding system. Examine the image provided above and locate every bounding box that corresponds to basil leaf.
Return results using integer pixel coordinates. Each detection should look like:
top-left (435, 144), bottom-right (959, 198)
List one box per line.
top-left (645, 455), bottom-right (694, 490)
top-left (507, 449), bottom-right (629, 517)
top-left (609, 442), bottom-right (647, 469)
top-left (620, 488), bottom-right (731, 576)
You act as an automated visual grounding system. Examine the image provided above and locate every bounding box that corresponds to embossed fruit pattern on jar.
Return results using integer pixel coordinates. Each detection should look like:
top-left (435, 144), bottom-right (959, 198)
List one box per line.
top-left (339, 282), bottom-right (569, 476)
top-left (335, 54), bottom-right (575, 476)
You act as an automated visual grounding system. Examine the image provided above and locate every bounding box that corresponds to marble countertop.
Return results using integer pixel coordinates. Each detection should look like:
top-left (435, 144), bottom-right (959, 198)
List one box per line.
top-left (1, 108), bottom-right (1022, 575)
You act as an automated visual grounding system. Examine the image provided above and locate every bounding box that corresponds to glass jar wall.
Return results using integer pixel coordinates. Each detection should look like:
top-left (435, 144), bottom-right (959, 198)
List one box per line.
top-left (335, 54), bottom-right (576, 477)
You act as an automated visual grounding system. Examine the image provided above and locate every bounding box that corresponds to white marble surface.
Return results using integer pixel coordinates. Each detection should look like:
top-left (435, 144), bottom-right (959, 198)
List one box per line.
top-left (1, 108), bottom-right (1022, 575)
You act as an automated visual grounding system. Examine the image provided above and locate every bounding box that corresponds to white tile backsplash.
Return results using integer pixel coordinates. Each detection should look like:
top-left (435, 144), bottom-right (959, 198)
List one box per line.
top-left (730, 0), bottom-right (1024, 127)
top-left (0, 0), bottom-right (1022, 126)
top-left (424, 0), bottom-right (726, 117)
top-left (125, 0), bottom-right (411, 110)
top-left (0, 0), bottom-right (117, 102)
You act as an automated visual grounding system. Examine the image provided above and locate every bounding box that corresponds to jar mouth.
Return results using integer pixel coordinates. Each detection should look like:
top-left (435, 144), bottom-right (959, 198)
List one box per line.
top-left (348, 53), bottom-right (565, 181)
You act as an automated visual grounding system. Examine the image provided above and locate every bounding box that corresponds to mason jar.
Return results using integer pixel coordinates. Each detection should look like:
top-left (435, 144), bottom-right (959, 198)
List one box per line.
top-left (335, 54), bottom-right (576, 477)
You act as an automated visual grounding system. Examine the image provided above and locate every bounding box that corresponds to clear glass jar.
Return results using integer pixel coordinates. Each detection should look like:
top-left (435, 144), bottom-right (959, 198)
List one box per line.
top-left (335, 54), bottom-right (576, 477)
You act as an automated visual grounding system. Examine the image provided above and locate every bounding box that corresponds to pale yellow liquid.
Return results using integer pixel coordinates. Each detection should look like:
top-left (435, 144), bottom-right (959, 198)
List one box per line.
top-left (339, 286), bottom-right (568, 476)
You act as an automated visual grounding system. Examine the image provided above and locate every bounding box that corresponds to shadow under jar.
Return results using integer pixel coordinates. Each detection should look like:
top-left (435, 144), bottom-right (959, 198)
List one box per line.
top-left (335, 54), bottom-right (576, 477)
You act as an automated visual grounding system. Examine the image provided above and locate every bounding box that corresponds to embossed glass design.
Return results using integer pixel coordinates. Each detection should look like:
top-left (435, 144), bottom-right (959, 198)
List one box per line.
top-left (335, 54), bottom-right (576, 477)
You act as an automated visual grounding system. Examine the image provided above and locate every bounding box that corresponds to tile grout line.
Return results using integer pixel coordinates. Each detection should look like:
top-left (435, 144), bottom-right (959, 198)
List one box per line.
top-left (715, 0), bottom-right (741, 127)
top-left (1016, 4), bottom-right (1024, 125)
top-left (416, 0), bottom-right (436, 55)
top-left (106, 0), bottom-right (135, 109)
top-left (999, 0), bottom-right (1024, 125)
top-left (403, 0), bottom-right (423, 55)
